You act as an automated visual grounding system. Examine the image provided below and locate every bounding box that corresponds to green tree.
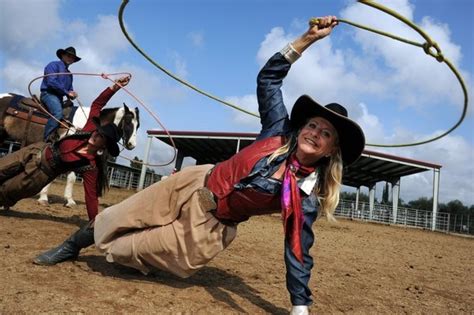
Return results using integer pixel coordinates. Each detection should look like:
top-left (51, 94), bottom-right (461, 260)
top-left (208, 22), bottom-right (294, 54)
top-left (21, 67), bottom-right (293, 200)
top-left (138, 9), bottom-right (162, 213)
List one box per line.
top-left (445, 200), bottom-right (468, 215)
top-left (438, 202), bottom-right (448, 213)
top-left (407, 197), bottom-right (433, 211)
top-left (340, 191), bottom-right (370, 202)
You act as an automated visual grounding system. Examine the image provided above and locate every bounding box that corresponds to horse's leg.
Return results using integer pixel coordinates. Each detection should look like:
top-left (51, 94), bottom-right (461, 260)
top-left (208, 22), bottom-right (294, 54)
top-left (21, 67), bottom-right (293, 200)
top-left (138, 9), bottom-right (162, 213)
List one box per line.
top-left (37, 183), bottom-right (51, 206)
top-left (64, 172), bottom-right (77, 208)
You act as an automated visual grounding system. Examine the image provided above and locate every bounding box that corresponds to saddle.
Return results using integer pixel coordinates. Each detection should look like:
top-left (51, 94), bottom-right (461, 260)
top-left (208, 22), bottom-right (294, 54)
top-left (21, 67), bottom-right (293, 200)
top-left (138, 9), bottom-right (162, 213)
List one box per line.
top-left (2, 93), bottom-right (77, 146)
top-left (6, 93), bottom-right (76, 123)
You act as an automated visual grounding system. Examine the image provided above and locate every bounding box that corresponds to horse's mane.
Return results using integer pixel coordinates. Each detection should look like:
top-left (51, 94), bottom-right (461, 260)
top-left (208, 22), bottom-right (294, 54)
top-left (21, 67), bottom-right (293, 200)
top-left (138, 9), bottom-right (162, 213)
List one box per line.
top-left (99, 107), bottom-right (121, 120)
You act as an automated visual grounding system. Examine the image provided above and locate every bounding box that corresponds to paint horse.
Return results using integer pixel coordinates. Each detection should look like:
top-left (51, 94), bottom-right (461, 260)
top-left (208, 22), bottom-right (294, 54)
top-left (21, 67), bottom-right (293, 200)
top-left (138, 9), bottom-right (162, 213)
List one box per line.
top-left (0, 92), bottom-right (140, 207)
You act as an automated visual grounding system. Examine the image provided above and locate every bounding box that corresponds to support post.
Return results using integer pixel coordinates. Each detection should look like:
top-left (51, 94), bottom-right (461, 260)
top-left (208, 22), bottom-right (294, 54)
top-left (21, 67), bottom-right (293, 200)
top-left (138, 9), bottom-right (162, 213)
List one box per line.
top-left (369, 184), bottom-right (376, 220)
top-left (431, 168), bottom-right (440, 231)
top-left (354, 187), bottom-right (360, 219)
top-left (138, 135), bottom-right (153, 191)
top-left (391, 177), bottom-right (400, 224)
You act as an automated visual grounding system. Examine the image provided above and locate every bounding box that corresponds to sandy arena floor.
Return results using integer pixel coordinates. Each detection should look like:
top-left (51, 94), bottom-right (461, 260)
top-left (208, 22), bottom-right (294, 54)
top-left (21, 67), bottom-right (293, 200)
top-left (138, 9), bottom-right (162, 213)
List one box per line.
top-left (1, 181), bottom-right (473, 314)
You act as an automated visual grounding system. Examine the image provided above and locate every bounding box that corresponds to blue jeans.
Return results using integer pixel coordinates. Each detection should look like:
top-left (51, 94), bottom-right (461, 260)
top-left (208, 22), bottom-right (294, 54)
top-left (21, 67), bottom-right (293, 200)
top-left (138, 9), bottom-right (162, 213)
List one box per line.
top-left (40, 91), bottom-right (63, 140)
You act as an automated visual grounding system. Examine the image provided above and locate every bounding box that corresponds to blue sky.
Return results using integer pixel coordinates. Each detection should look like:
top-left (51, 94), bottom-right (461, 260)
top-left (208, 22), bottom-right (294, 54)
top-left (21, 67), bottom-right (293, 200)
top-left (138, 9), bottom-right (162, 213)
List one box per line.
top-left (0, 0), bottom-right (473, 205)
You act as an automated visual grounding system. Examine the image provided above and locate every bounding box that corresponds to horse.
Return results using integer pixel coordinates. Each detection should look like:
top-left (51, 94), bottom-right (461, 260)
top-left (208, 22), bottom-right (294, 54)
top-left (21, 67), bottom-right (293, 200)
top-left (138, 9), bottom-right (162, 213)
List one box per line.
top-left (0, 92), bottom-right (140, 207)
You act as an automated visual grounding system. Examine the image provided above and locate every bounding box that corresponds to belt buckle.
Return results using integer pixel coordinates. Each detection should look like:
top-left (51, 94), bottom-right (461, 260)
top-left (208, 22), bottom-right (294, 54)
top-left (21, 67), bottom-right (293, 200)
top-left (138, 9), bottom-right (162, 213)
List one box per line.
top-left (197, 187), bottom-right (217, 211)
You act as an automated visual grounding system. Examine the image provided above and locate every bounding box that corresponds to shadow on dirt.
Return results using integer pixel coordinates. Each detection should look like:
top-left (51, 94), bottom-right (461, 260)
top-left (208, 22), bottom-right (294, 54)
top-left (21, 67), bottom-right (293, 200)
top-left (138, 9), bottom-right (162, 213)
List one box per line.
top-left (80, 255), bottom-right (288, 314)
top-left (0, 208), bottom-right (87, 226)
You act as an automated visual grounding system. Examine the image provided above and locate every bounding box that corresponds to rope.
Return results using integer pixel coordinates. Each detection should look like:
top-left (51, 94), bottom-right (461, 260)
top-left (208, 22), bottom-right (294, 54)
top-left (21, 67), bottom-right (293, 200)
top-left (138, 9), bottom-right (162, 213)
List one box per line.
top-left (27, 72), bottom-right (177, 167)
top-left (118, 1), bottom-right (259, 118)
top-left (118, 0), bottom-right (468, 148)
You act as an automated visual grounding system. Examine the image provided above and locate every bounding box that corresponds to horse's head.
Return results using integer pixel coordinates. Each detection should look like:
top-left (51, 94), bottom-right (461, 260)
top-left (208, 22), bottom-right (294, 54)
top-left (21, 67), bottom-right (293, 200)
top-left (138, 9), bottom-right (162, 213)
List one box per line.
top-left (114, 103), bottom-right (140, 150)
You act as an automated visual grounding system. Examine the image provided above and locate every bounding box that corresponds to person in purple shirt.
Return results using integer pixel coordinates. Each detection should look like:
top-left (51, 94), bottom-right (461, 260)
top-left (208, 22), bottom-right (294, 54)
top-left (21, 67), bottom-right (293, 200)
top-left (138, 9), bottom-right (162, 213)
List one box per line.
top-left (40, 46), bottom-right (81, 141)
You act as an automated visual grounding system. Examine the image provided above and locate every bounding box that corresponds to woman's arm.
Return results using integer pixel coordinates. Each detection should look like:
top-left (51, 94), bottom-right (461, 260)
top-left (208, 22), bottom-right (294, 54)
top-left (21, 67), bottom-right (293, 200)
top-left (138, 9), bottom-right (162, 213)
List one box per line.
top-left (256, 53), bottom-right (292, 140)
top-left (82, 169), bottom-right (99, 220)
top-left (255, 16), bottom-right (337, 141)
top-left (82, 76), bottom-right (130, 131)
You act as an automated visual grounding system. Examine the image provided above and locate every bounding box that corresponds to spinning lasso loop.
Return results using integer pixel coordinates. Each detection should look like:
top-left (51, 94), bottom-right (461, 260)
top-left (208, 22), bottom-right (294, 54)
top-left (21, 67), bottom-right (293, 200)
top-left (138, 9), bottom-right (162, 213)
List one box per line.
top-left (27, 72), bottom-right (177, 167)
top-left (119, 0), bottom-right (468, 148)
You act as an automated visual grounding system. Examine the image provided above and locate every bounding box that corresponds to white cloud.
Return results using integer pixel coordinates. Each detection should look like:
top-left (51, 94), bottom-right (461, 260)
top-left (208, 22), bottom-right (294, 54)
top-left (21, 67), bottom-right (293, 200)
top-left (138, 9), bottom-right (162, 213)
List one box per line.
top-left (0, 0), bottom-right (62, 53)
top-left (387, 133), bottom-right (474, 204)
top-left (76, 15), bottom-right (129, 63)
top-left (340, 0), bottom-right (467, 110)
top-left (170, 52), bottom-right (189, 79)
top-left (356, 102), bottom-right (386, 144)
top-left (187, 31), bottom-right (204, 48)
top-left (1, 59), bottom-right (43, 95)
top-left (227, 94), bottom-right (259, 128)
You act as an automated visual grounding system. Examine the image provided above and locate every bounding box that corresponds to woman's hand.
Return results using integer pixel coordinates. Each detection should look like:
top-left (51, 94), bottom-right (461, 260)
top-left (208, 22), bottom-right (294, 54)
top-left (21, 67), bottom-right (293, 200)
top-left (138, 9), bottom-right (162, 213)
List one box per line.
top-left (110, 75), bottom-right (131, 91)
top-left (115, 76), bottom-right (130, 87)
top-left (291, 15), bottom-right (338, 54)
top-left (307, 15), bottom-right (338, 41)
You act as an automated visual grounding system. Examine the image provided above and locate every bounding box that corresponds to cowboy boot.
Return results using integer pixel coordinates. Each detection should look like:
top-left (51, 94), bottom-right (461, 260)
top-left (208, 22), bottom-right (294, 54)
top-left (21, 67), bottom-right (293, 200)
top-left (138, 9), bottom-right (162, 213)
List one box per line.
top-left (33, 223), bottom-right (94, 266)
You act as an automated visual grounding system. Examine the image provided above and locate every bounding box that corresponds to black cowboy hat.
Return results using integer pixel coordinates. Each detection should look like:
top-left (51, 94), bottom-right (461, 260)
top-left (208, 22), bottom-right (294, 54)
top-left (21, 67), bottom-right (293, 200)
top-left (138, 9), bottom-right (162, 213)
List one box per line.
top-left (290, 95), bottom-right (365, 166)
top-left (56, 46), bottom-right (81, 62)
top-left (92, 117), bottom-right (121, 157)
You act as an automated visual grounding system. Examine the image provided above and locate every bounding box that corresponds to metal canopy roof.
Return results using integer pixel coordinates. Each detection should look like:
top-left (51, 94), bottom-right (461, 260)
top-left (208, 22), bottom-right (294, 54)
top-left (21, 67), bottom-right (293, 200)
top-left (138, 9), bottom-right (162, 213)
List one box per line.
top-left (148, 130), bottom-right (441, 188)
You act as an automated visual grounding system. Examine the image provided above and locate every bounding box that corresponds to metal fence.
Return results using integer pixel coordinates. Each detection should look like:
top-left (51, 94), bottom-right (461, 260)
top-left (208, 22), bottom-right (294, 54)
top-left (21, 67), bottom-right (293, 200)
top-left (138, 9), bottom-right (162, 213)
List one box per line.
top-left (335, 199), bottom-right (473, 235)
top-left (68, 164), bottom-right (161, 190)
top-left (107, 165), bottom-right (161, 189)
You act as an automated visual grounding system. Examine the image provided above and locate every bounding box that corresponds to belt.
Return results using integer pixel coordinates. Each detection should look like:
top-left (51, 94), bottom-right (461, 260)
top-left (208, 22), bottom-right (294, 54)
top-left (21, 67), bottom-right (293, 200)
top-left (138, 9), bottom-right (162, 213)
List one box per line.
top-left (200, 167), bottom-right (238, 227)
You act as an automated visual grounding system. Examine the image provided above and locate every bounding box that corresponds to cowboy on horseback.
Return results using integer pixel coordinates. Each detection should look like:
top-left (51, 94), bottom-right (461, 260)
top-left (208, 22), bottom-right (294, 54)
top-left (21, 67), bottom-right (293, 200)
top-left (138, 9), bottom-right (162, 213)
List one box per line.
top-left (40, 46), bottom-right (81, 142)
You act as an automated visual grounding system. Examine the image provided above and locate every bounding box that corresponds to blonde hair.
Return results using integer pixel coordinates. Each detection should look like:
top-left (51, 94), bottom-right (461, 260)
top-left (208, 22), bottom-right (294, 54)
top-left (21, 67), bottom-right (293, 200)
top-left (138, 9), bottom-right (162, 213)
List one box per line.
top-left (268, 134), bottom-right (343, 221)
top-left (316, 149), bottom-right (343, 221)
top-left (268, 141), bottom-right (292, 162)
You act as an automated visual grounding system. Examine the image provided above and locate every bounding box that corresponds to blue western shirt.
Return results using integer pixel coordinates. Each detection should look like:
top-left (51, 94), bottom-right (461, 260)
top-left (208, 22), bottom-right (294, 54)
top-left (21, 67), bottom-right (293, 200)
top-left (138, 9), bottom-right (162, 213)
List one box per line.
top-left (40, 60), bottom-right (74, 97)
top-left (235, 51), bottom-right (318, 306)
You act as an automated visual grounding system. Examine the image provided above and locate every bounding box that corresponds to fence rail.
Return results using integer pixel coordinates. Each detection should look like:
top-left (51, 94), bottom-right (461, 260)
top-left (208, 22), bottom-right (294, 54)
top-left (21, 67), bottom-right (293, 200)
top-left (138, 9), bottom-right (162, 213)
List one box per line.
top-left (335, 199), bottom-right (473, 235)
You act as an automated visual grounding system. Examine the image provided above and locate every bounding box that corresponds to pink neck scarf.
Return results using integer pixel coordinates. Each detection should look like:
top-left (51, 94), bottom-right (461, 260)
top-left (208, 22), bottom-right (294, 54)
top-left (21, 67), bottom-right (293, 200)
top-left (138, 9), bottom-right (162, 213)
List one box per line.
top-left (281, 153), bottom-right (316, 264)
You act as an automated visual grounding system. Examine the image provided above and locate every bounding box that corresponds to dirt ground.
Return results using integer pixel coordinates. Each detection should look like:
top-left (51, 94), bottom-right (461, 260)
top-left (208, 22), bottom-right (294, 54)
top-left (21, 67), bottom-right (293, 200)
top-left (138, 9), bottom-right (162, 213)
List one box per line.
top-left (1, 180), bottom-right (473, 314)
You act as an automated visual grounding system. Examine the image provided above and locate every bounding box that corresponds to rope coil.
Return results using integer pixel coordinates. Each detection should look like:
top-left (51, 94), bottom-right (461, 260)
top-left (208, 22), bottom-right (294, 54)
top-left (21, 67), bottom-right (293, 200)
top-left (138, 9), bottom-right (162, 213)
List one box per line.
top-left (118, 0), bottom-right (468, 148)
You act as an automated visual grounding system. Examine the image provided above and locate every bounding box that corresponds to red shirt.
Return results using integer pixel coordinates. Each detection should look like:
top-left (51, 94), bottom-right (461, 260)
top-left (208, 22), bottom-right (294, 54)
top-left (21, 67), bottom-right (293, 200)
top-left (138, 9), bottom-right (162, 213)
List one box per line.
top-left (57, 87), bottom-right (117, 219)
